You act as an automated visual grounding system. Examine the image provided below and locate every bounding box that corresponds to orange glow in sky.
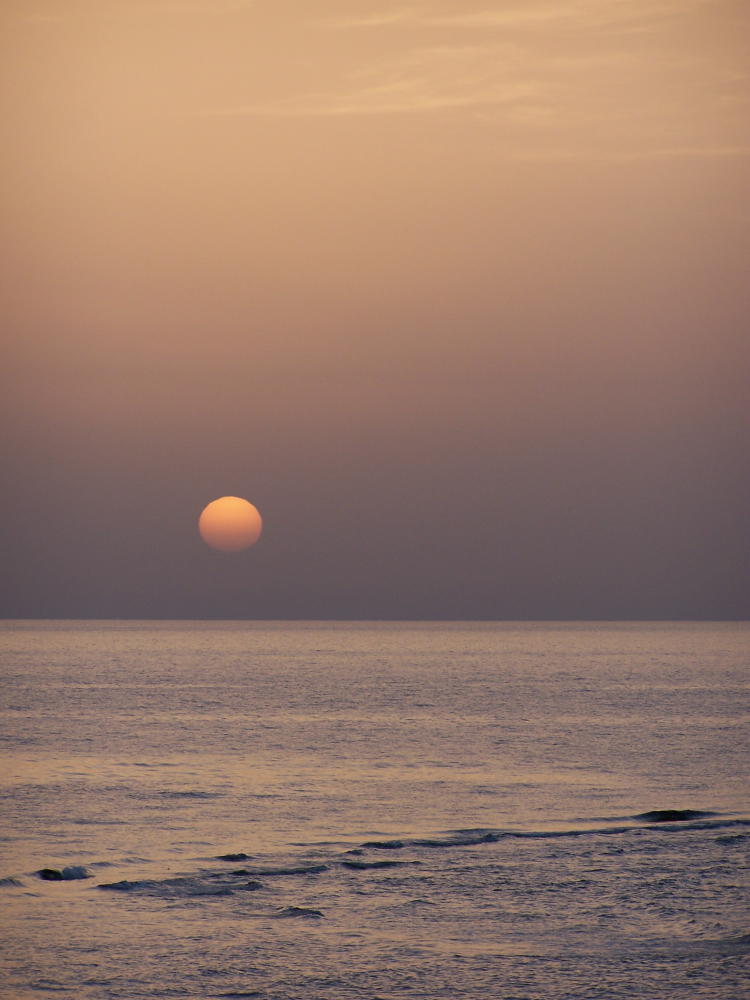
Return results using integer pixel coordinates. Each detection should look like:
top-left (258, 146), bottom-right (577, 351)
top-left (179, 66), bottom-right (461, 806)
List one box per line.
top-left (1, 0), bottom-right (748, 618)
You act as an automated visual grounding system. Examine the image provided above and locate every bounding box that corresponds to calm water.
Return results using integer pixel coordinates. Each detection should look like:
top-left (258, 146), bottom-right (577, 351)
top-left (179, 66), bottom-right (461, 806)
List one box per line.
top-left (0, 621), bottom-right (748, 999)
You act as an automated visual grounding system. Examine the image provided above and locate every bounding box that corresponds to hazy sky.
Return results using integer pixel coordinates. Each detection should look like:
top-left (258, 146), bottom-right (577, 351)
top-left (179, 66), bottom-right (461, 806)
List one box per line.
top-left (2, 0), bottom-right (748, 619)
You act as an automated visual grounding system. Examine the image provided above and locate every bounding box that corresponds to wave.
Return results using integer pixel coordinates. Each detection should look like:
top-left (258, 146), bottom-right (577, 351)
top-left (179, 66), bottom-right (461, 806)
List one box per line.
top-left (340, 859), bottom-right (413, 870)
top-left (686, 932), bottom-right (750, 958)
top-left (158, 790), bottom-right (223, 800)
top-left (70, 818), bottom-right (126, 826)
top-left (228, 864), bottom-right (328, 877)
top-left (632, 809), bottom-right (718, 823)
top-left (716, 832), bottom-right (748, 845)
top-left (274, 906), bottom-right (323, 919)
top-left (725, 933), bottom-right (750, 950)
top-left (215, 993), bottom-right (263, 999)
top-left (360, 815), bottom-right (750, 851)
top-left (363, 831), bottom-right (501, 849)
top-left (90, 808), bottom-right (750, 909)
top-left (98, 877), bottom-right (233, 898)
top-left (98, 862), bottom-right (328, 899)
top-left (37, 866), bottom-right (90, 881)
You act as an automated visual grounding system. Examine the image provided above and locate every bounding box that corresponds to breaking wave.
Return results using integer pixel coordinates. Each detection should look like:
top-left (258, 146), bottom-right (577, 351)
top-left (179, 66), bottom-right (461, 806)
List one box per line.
top-left (37, 866), bottom-right (91, 881)
top-left (360, 813), bottom-right (750, 851)
top-left (633, 809), bottom-right (718, 823)
top-left (85, 808), bottom-right (750, 910)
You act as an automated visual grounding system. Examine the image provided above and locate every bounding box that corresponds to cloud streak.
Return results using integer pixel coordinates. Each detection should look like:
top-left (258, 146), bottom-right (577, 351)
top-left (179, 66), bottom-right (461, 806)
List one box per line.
top-left (204, 84), bottom-right (542, 118)
top-left (190, 1), bottom-right (750, 164)
top-left (327, 0), bottom-right (717, 33)
top-left (16, 0), bottom-right (254, 22)
top-left (204, 41), bottom-right (548, 118)
top-left (512, 143), bottom-right (750, 162)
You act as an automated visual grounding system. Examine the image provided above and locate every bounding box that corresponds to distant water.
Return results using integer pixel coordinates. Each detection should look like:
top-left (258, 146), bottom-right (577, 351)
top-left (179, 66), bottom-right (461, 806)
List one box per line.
top-left (1, 620), bottom-right (748, 1000)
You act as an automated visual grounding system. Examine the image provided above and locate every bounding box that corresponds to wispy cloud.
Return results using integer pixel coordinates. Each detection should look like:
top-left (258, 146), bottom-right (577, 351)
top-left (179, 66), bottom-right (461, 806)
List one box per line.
top-left (327, 7), bottom-right (420, 29)
top-left (17, 0), bottom-right (254, 22)
top-left (330, 5), bottom-right (580, 30)
top-left (200, 32), bottom-right (559, 118)
top-left (327, 0), bottom-right (716, 32)
top-left (192, 0), bottom-right (749, 165)
top-left (512, 144), bottom-right (750, 162)
top-left (204, 77), bottom-right (543, 118)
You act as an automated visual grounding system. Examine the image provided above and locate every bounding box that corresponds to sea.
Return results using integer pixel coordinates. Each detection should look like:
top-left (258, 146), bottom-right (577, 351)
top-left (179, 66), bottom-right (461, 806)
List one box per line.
top-left (0, 620), bottom-right (748, 1000)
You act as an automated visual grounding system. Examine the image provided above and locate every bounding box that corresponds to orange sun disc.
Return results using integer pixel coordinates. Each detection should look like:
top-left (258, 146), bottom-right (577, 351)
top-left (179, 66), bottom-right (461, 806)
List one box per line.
top-left (198, 496), bottom-right (263, 552)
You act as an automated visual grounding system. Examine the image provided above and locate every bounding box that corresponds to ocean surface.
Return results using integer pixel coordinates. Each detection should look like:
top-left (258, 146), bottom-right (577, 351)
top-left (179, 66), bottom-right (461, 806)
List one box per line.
top-left (0, 620), bottom-right (748, 999)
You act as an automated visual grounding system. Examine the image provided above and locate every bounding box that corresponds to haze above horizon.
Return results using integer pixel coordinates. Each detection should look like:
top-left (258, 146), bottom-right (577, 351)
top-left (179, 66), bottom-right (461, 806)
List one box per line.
top-left (2, 0), bottom-right (748, 620)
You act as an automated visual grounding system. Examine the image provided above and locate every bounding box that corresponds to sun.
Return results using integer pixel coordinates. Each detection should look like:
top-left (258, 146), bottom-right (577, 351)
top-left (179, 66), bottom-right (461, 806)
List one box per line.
top-left (199, 496), bottom-right (263, 552)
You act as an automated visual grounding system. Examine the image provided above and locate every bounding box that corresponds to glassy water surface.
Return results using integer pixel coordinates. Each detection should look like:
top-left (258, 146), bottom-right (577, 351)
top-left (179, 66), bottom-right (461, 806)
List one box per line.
top-left (1, 621), bottom-right (748, 998)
